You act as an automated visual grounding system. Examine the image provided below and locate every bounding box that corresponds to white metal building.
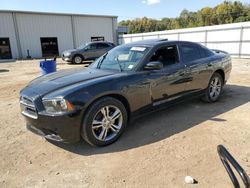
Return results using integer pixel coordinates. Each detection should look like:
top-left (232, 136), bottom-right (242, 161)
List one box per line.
top-left (0, 10), bottom-right (117, 59)
top-left (119, 21), bottom-right (250, 58)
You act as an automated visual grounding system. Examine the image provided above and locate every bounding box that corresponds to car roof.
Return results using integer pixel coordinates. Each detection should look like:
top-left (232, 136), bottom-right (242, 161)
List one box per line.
top-left (89, 41), bottom-right (113, 44)
top-left (122, 39), bottom-right (200, 47)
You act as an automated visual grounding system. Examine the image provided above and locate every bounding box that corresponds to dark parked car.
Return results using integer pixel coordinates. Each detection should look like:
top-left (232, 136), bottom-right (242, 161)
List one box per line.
top-left (20, 39), bottom-right (232, 146)
top-left (62, 41), bottom-right (115, 64)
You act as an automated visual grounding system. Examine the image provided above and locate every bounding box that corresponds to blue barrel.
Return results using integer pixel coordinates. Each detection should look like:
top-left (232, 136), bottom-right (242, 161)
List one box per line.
top-left (40, 60), bottom-right (56, 75)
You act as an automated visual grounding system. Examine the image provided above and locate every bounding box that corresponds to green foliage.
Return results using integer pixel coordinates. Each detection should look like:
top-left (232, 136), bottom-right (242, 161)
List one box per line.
top-left (119, 1), bottom-right (250, 34)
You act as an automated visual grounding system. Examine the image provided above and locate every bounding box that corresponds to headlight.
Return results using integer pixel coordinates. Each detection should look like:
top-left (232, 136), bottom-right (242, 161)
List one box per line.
top-left (42, 98), bottom-right (74, 114)
top-left (64, 52), bottom-right (71, 57)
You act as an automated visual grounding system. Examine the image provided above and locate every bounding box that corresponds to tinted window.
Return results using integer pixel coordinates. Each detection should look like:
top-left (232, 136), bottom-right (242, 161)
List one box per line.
top-left (200, 46), bottom-right (214, 58)
top-left (97, 43), bottom-right (110, 49)
top-left (180, 44), bottom-right (201, 63)
top-left (109, 43), bottom-right (115, 47)
top-left (200, 47), bottom-right (206, 58)
top-left (205, 48), bottom-right (214, 57)
top-left (150, 45), bottom-right (179, 67)
top-left (87, 43), bottom-right (98, 50)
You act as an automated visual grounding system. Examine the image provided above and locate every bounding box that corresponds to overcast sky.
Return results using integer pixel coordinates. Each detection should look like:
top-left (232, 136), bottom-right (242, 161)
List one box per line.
top-left (1, 0), bottom-right (249, 21)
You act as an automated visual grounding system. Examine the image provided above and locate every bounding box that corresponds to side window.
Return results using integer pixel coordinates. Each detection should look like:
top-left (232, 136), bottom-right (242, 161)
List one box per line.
top-left (89, 43), bottom-right (98, 50)
top-left (199, 47), bottom-right (206, 58)
top-left (200, 46), bottom-right (214, 58)
top-left (180, 44), bottom-right (201, 63)
top-left (205, 48), bottom-right (215, 57)
top-left (97, 43), bottom-right (110, 49)
top-left (149, 45), bottom-right (179, 67)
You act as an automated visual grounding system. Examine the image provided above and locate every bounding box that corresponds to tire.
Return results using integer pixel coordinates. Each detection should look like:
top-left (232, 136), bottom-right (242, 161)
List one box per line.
top-left (81, 97), bottom-right (128, 146)
top-left (202, 72), bottom-right (223, 103)
top-left (72, 55), bottom-right (83, 64)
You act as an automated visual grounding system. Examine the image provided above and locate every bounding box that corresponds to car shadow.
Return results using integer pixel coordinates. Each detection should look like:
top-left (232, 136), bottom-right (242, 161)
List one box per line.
top-left (49, 84), bottom-right (250, 156)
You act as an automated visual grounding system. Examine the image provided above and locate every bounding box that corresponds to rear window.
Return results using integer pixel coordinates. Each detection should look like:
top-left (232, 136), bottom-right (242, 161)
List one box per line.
top-left (199, 47), bottom-right (206, 58)
top-left (180, 44), bottom-right (201, 63)
top-left (97, 43), bottom-right (110, 49)
top-left (200, 46), bottom-right (214, 58)
top-left (205, 48), bottom-right (214, 57)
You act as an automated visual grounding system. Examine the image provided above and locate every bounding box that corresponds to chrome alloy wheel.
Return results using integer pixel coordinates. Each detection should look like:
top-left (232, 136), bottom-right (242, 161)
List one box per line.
top-left (209, 76), bottom-right (222, 100)
top-left (74, 56), bottom-right (82, 64)
top-left (92, 105), bottom-right (123, 141)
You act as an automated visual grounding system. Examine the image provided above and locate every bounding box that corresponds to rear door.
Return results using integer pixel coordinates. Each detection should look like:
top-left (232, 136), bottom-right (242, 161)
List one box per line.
top-left (179, 43), bottom-right (210, 92)
top-left (96, 43), bottom-right (111, 57)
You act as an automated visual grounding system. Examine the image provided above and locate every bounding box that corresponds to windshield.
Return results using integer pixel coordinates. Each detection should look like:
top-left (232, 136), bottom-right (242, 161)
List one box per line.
top-left (90, 45), bottom-right (150, 71)
top-left (77, 43), bottom-right (89, 49)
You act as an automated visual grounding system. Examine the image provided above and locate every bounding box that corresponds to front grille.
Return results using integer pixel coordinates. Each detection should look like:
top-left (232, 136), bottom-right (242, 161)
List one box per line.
top-left (20, 96), bottom-right (38, 119)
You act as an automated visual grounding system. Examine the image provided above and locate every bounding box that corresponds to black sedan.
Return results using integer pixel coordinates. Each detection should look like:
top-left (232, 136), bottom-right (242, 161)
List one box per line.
top-left (20, 39), bottom-right (232, 146)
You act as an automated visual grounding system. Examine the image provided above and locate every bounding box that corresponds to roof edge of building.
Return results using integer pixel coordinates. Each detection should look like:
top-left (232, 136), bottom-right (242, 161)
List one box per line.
top-left (0, 9), bottom-right (118, 18)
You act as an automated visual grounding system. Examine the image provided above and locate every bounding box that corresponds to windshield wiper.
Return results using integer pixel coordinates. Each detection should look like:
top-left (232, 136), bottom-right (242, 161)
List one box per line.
top-left (97, 53), bottom-right (108, 69)
top-left (97, 53), bottom-right (123, 72)
top-left (115, 57), bottom-right (123, 72)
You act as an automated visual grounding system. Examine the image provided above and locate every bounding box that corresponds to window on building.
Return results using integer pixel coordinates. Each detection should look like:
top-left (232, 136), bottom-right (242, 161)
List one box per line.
top-left (91, 37), bottom-right (105, 42)
top-left (40, 37), bottom-right (59, 57)
top-left (0, 38), bottom-right (12, 59)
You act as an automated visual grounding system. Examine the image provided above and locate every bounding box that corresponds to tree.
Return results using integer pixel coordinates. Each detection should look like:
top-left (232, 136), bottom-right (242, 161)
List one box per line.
top-left (118, 1), bottom-right (250, 34)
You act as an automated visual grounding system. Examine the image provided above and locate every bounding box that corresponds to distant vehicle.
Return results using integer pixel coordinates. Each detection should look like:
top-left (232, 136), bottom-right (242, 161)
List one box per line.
top-left (20, 39), bottom-right (231, 146)
top-left (62, 41), bottom-right (115, 64)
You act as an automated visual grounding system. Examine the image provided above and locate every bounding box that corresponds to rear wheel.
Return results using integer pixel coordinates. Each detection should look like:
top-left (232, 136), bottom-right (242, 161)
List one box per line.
top-left (72, 55), bottom-right (83, 64)
top-left (202, 72), bottom-right (223, 103)
top-left (81, 97), bottom-right (127, 146)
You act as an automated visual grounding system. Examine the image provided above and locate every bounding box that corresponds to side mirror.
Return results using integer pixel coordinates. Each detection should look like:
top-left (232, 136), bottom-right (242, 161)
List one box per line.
top-left (144, 61), bottom-right (163, 70)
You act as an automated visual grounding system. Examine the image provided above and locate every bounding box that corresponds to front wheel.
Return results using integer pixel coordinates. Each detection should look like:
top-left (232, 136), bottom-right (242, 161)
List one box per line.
top-left (72, 55), bottom-right (83, 64)
top-left (202, 72), bottom-right (223, 103)
top-left (81, 97), bottom-right (128, 146)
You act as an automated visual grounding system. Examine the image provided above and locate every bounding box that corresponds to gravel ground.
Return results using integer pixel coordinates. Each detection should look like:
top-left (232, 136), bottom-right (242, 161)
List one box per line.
top-left (0, 58), bottom-right (250, 188)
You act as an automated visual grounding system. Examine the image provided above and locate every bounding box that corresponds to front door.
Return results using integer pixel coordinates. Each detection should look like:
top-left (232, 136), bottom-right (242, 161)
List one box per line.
top-left (145, 45), bottom-right (187, 106)
top-left (0, 38), bottom-right (12, 59)
top-left (84, 43), bottom-right (100, 59)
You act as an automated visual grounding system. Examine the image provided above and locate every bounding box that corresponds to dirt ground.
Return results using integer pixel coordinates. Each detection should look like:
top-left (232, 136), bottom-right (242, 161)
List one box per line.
top-left (0, 58), bottom-right (250, 188)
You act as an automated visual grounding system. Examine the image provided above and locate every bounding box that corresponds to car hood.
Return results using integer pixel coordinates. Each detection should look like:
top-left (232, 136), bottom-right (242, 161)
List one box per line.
top-left (26, 68), bottom-right (115, 96)
top-left (63, 49), bottom-right (77, 54)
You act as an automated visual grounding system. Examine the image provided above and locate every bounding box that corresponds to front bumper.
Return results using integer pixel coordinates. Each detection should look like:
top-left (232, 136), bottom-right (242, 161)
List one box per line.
top-left (20, 89), bottom-right (83, 143)
top-left (24, 112), bottom-right (82, 143)
top-left (62, 55), bottom-right (72, 62)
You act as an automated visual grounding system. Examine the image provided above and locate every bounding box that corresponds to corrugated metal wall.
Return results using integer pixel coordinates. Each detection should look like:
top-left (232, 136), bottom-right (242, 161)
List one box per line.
top-left (16, 13), bottom-right (74, 58)
top-left (0, 13), bottom-right (19, 58)
top-left (0, 11), bottom-right (117, 59)
top-left (119, 22), bottom-right (250, 58)
top-left (73, 16), bottom-right (114, 48)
